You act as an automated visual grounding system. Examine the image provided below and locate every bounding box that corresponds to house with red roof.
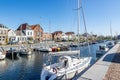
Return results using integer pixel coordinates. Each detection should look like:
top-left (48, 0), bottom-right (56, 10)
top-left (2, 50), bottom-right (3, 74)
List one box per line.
top-left (15, 23), bottom-right (34, 43)
top-left (30, 24), bottom-right (43, 43)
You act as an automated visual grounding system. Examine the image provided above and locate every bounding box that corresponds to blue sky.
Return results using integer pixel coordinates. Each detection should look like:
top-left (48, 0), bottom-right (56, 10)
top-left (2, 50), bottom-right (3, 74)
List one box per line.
top-left (0, 0), bottom-right (120, 36)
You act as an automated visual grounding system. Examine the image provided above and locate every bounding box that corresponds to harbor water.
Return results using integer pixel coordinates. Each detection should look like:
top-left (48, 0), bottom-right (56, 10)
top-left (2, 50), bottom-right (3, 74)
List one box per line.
top-left (0, 44), bottom-right (100, 80)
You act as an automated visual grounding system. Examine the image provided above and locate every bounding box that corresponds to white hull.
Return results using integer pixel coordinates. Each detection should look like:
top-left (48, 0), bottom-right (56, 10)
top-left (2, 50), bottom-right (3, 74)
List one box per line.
top-left (34, 47), bottom-right (52, 52)
top-left (96, 47), bottom-right (109, 55)
top-left (40, 48), bottom-right (52, 52)
top-left (41, 56), bottom-right (91, 80)
top-left (49, 50), bottom-right (80, 56)
top-left (0, 54), bottom-right (5, 60)
top-left (57, 57), bottom-right (91, 79)
top-left (0, 52), bottom-right (6, 60)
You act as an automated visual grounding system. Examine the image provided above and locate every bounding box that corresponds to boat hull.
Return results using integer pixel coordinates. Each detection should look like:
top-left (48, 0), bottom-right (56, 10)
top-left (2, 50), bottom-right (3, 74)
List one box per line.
top-left (0, 51), bottom-right (6, 60)
top-left (57, 58), bottom-right (91, 79)
top-left (0, 54), bottom-right (6, 60)
top-left (6, 51), bottom-right (19, 60)
top-left (41, 57), bottom-right (91, 80)
top-left (19, 51), bottom-right (32, 56)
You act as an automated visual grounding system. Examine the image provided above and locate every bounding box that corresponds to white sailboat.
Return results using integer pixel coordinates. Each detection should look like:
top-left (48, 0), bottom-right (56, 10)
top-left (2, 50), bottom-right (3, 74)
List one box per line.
top-left (34, 26), bottom-right (52, 52)
top-left (39, 44), bottom-right (52, 52)
top-left (35, 41), bottom-right (52, 52)
top-left (41, 0), bottom-right (92, 79)
top-left (39, 21), bottom-right (52, 52)
top-left (19, 43), bottom-right (32, 55)
top-left (19, 24), bottom-right (32, 55)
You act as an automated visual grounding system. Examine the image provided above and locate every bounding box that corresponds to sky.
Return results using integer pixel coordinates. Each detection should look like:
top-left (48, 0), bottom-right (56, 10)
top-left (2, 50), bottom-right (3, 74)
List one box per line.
top-left (0, 0), bottom-right (120, 36)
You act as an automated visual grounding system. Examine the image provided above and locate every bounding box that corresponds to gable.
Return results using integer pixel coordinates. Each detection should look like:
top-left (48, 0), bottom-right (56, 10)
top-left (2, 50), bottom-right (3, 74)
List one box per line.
top-left (8, 30), bottom-right (16, 36)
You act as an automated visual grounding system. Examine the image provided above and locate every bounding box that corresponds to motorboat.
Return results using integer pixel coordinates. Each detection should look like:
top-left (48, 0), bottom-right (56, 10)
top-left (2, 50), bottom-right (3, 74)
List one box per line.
top-left (0, 51), bottom-right (6, 60)
top-left (96, 43), bottom-right (109, 55)
top-left (69, 43), bottom-right (78, 47)
top-left (19, 46), bottom-right (32, 55)
top-left (106, 41), bottom-right (114, 49)
top-left (34, 46), bottom-right (52, 52)
top-left (0, 47), bottom-right (6, 60)
top-left (41, 55), bottom-right (91, 80)
top-left (6, 48), bottom-right (19, 59)
top-left (39, 46), bottom-right (52, 52)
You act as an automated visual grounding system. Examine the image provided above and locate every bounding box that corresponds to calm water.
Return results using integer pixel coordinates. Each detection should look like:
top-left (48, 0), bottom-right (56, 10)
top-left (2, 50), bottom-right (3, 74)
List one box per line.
top-left (0, 44), bottom-right (99, 80)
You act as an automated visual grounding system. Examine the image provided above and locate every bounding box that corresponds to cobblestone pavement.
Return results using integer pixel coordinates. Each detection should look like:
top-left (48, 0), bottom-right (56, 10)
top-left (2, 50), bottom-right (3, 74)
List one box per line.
top-left (103, 46), bottom-right (120, 80)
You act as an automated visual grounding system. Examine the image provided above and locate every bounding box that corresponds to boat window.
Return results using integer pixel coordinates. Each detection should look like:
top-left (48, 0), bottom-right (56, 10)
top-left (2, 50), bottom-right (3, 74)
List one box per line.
top-left (64, 60), bottom-right (68, 67)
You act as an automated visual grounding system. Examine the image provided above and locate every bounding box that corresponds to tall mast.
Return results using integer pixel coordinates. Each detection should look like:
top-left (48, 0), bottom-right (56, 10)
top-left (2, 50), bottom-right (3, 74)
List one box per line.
top-left (77, 0), bottom-right (80, 42)
top-left (77, 0), bottom-right (81, 58)
top-left (49, 21), bottom-right (51, 41)
top-left (110, 21), bottom-right (112, 40)
top-left (81, 1), bottom-right (91, 57)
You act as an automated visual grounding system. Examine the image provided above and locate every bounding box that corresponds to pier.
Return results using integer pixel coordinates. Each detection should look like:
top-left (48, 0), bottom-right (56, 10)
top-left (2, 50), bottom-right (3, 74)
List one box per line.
top-left (78, 43), bottom-right (120, 80)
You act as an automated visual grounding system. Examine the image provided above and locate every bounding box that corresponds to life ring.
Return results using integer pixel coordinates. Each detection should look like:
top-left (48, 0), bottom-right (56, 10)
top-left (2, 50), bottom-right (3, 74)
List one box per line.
top-left (53, 68), bottom-right (57, 74)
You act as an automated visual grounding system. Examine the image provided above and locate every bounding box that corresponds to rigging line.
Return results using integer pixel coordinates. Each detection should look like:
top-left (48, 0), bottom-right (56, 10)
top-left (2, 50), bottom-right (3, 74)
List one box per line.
top-left (72, 11), bottom-right (77, 32)
top-left (77, 0), bottom-right (81, 58)
top-left (81, 6), bottom-right (87, 34)
top-left (81, 4), bottom-right (92, 57)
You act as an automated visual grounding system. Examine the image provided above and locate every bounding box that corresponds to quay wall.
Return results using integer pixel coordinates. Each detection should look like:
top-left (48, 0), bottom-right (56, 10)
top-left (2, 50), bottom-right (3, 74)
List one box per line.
top-left (78, 44), bottom-right (120, 80)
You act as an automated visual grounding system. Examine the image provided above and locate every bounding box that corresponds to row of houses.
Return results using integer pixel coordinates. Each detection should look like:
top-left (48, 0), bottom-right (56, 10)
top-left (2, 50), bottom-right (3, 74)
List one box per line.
top-left (52, 31), bottom-right (76, 41)
top-left (0, 23), bottom-right (77, 44)
top-left (0, 23), bottom-right (43, 44)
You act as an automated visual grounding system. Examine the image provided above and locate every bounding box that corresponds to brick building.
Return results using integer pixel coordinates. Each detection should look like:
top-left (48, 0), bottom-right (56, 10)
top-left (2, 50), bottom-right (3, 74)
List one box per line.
top-left (30, 24), bottom-right (43, 42)
top-left (42, 33), bottom-right (52, 41)
top-left (52, 31), bottom-right (63, 41)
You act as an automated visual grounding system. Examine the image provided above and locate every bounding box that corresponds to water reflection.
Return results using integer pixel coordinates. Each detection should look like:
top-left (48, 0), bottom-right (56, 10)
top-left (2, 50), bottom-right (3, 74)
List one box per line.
top-left (0, 44), bottom-right (99, 80)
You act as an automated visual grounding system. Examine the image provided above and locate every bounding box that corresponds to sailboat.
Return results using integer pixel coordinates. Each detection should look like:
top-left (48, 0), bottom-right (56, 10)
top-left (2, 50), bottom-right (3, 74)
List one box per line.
top-left (41, 0), bottom-right (91, 79)
top-left (19, 43), bottom-right (32, 55)
top-left (34, 34), bottom-right (52, 52)
top-left (19, 24), bottom-right (32, 55)
top-left (34, 22), bottom-right (52, 52)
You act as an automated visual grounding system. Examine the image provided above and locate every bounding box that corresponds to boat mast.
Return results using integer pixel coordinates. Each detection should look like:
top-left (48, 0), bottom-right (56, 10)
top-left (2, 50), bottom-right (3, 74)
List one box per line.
top-left (110, 21), bottom-right (112, 40)
top-left (81, 1), bottom-right (91, 57)
top-left (77, 0), bottom-right (80, 58)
